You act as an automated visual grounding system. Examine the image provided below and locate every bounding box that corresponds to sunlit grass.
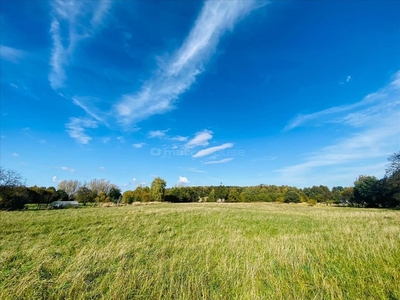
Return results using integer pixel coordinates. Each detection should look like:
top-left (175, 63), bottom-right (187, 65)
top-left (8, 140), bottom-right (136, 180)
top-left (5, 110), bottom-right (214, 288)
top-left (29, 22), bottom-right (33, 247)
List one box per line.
top-left (1, 203), bottom-right (399, 299)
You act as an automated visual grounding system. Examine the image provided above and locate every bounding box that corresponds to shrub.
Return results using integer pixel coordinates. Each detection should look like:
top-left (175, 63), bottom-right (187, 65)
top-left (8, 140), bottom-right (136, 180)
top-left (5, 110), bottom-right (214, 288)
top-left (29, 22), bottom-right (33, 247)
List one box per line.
top-left (284, 190), bottom-right (301, 203)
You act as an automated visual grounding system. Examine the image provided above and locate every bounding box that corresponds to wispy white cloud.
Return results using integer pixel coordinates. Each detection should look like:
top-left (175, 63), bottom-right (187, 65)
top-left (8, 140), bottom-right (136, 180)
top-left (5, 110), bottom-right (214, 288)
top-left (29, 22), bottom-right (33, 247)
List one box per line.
top-left (12, 152), bottom-right (19, 157)
top-left (186, 167), bottom-right (206, 173)
top-left (284, 102), bottom-right (361, 131)
top-left (66, 117), bottom-right (98, 144)
top-left (52, 176), bottom-right (58, 182)
top-left (284, 72), bottom-right (400, 131)
top-left (0, 45), bottom-right (26, 63)
top-left (49, 18), bottom-right (67, 90)
top-left (61, 166), bottom-right (75, 173)
top-left (278, 70), bottom-right (400, 186)
top-left (170, 135), bottom-right (188, 142)
top-left (91, 0), bottom-right (112, 27)
top-left (49, 0), bottom-right (112, 90)
top-left (185, 130), bottom-right (213, 148)
top-left (72, 96), bottom-right (107, 123)
top-left (148, 129), bottom-right (170, 138)
top-left (133, 143), bottom-right (145, 148)
top-left (279, 125), bottom-right (398, 176)
top-left (114, 0), bottom-right (266, 125)
top-left (203, 158), bottom-right (234, 164)
top-left (147, 129), bottom-right (187, 142)
top-left (193, 143), bottom-right (234, 158)
top-left (99, 166), bottom-right (105, 170)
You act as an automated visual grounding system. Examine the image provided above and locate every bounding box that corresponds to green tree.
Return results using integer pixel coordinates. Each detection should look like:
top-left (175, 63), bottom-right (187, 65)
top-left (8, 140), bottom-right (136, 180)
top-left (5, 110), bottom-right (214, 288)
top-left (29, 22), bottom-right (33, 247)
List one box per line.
top-left (0, 187), bottom-right (28, 210)
top-left (228, 188), bottom-right (240, 202)
top-left (150, 177), bottom-right (166, 202)
top-left (0, 167), bottom-right (26, 210)
top-left (340, 187), bottom-right (354, 204)
top-left (215, 185), bottom-right (228, 201)
top-left (122, 190), bottom-right (136, 204)
top-left (75, 186), bottom-right (93, 205)
top-left (57, 189), bottom-right (69, 201)
top-left (332, 186), bottom-right (344, 203)
top-left (134, 186), bottom-right (144, 202)
top-left (353, 175), bottom-right (378, 207)
top-left (303, 185), bottom-right (332, 202)
top-left (165, 187), bottom-right (197, 202)
top-left (46, 187), bottom-right (59, 203)
top-left (109, 187), bottom-right (122, 203)
top-left (284, 190), bottom-right (300, 203)
top-left (95, 191), bottom-right (110, 203)
top-left (142, 186), bottom-right (151, 202)
top-left (208, 189), bottom-right (216, 202)
top-left (240, 187), bottom-right (257, 202)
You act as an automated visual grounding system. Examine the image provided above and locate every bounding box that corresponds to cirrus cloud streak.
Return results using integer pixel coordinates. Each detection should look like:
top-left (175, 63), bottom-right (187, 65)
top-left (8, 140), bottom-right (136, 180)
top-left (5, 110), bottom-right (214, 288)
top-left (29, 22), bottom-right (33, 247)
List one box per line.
top-left (193, 143), bottom-right (234, 158)
top-left (114, 0), bottom-right (266, 125)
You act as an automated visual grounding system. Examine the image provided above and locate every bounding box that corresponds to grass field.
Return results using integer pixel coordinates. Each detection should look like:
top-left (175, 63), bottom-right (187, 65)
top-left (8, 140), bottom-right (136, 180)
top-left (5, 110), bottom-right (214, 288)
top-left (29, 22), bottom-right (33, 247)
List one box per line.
top-left (1, 203), bottom-right (399, 299)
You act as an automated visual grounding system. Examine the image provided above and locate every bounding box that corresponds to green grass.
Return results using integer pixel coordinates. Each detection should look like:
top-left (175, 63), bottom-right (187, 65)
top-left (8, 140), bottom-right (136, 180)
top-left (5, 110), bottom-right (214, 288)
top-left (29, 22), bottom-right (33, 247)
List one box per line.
top-left (1, 203), bottom-right (399, 299)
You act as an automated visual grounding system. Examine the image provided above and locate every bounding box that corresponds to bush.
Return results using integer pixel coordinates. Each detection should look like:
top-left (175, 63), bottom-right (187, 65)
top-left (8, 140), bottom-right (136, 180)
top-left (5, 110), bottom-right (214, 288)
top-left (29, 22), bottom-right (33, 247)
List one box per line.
top-left (0, 193), bottom-right (25, 210)
top-left (284, 190), bottom-right (301, 203)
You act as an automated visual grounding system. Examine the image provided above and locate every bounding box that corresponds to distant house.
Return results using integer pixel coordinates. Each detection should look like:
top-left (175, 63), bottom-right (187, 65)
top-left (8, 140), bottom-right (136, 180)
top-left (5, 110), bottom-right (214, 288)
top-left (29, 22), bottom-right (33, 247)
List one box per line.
top-left (51, 201), bottom-right (79, 209)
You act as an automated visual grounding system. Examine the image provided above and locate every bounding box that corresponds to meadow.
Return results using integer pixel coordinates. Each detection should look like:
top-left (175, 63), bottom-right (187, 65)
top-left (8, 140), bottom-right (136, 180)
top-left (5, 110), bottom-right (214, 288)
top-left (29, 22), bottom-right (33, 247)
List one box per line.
top-left (0, 202), bottom-right (399, 299)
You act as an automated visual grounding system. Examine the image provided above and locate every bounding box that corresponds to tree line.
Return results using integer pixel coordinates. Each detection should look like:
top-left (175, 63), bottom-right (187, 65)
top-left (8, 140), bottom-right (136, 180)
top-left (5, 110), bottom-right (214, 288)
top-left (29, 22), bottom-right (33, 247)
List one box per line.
top-left (1, 152), bottom-right (399, 210)
top-left (123, 152), bottom-right (399, 208)
top-left (0, 176), bottom-right (122, 210)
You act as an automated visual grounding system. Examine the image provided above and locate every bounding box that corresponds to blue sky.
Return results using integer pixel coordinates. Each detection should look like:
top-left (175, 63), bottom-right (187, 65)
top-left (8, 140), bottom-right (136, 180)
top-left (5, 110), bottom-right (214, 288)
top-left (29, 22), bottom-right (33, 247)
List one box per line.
top-left (1, 0), bottom-right (399, 190)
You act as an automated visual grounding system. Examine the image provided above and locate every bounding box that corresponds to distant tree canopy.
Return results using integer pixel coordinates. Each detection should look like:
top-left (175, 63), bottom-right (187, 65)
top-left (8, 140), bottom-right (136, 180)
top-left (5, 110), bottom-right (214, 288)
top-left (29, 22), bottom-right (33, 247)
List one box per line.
top-left (0, 170), bottom-right (122, 210)
top-left (75, 186), bottom-right (93, 204)
top-left (0, 167), bottom-right (26, 210)
top-left (353, 176), bottom-right (378, 205)
top-left (303, 185), bottom-right (332, 203)
top-left (348, 152), bottom-right (399, 207)
top-left (164, 186), bottom-right (198, 203)
top-left (151, 177), bottom-right (166, 202)
top-left (208, 189), bottom-right (216, 202)
top-left (284, 190), bottom-right (301, 203)
top-left (1, 152), bottom-right (400, 210)
top-left (228, 188), bottom-right (240, 202)
top-left (109, 187), bottom-right (122, 203)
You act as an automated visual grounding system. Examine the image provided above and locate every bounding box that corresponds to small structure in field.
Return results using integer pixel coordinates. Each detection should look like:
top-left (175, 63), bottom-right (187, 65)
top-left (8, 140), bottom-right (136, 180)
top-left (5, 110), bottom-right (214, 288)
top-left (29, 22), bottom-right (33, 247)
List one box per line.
top-left (51, 201), bottom-right (79, 209)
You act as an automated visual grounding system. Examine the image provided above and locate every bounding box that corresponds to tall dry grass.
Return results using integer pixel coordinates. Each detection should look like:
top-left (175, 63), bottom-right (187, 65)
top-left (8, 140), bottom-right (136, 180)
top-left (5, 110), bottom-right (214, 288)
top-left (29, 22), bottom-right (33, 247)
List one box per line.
top-left (1, 203), bottom-right (399, 299)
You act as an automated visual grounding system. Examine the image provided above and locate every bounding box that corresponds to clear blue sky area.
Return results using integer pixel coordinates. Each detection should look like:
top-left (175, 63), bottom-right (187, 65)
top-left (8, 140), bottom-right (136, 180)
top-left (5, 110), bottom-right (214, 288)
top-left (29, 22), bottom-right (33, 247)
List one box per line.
top-left (1, 0), bottom-right (399, 190)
